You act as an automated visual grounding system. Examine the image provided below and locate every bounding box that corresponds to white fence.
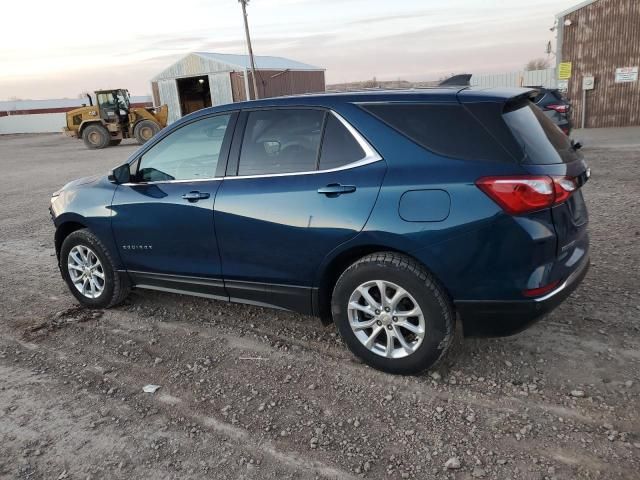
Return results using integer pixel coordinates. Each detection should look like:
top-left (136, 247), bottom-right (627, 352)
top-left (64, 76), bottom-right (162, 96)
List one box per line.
top-left (0, 113), bottom-right (66, 134)
top-left (471, 68), bottom-right (557, 89)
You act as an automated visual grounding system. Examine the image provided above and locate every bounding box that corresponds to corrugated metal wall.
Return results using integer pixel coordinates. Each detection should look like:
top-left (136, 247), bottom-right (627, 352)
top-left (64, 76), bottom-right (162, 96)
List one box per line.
top-left (471, 68), bottom-right (557, 88)
top-left (230, 70), bottom-right (326, 102)
top-left (559, 0), bottom-right (640, 128)
top-left (154, 54), bottom-right (233, 81)
top-left (208, 73), bottom-right (234, 106)
top-left (158, 79), bottom-right (181, 124)
top-left (151, 82), bottom-right (160, 107)
top-left (154, 53), bottom-right (324, 122)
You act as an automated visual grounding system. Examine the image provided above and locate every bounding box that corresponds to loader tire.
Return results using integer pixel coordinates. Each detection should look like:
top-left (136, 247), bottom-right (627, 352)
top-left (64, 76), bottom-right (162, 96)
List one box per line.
top-left (82, 124), bottom-right (110, 150)
top-left (134, 120), bottom-right (160, 145)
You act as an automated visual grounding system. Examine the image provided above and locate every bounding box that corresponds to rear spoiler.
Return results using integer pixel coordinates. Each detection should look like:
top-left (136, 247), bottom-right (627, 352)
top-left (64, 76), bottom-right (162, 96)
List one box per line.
top-left (457, 88), bottom-right (538, 109)
top-left (504, 91), bottom-right (539, 113)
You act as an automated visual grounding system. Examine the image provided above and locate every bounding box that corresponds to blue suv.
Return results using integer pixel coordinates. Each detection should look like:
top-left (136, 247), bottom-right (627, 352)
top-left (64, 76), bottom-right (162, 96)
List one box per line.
top-left (50, 88), bottom-right (590, 374)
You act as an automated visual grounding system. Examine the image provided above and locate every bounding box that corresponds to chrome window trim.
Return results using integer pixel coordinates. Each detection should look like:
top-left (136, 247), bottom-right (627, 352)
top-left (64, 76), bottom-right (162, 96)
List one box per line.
top-left (121, 177), bottom-right (222, 186)
top-left (120, 110), bottom-right (382, 186)
top-left (225, 110), bottom-right (382, 180)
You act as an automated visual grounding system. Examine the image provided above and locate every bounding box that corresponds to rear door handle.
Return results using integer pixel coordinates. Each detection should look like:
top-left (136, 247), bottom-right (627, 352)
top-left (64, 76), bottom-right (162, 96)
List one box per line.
top-left (182, 191), bottom-right (210, 202)
top-left (317, 184), bottom-right (357, 196)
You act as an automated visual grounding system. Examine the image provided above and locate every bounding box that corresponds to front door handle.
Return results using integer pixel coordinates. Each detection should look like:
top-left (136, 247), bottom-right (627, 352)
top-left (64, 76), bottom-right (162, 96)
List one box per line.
top-left (182, 191), bottom-right (210, 202)
top-left (317, 184), bottom-right (357, 196)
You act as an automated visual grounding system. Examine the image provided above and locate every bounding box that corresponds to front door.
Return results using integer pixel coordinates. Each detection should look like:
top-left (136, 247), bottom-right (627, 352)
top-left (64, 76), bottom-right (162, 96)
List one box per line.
top-left (214, 108), bottom-right (386, 312)
top-left (111, 112), bottom-right (236, 298)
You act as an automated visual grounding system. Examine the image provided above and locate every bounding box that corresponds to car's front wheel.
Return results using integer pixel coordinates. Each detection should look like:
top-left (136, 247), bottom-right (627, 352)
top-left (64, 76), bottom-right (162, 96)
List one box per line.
top-left (332, 252), bottom-right (454, 375)
top-left (59, 229), bottom-right (129, 308)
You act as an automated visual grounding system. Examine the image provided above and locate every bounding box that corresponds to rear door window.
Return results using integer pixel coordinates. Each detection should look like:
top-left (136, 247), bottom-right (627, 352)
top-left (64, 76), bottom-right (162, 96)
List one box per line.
top-left (360, 103), bottom-right (515, 163)
top-left (319, 115), bottom-right (366, 170)
top-left (503, 102), bottom-right (578, 164)
top-left (238, 109), bottom-right (325, 176)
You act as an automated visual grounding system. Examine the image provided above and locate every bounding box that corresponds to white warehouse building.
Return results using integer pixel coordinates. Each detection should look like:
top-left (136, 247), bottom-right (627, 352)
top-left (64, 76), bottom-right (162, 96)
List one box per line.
top-left (151, 52), bottom-right (325, 124)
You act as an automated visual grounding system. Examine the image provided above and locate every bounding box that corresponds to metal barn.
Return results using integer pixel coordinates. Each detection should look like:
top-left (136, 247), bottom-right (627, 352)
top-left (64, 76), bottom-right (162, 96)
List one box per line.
top-left (151, 52), bottom-right (325, 123)
top-left (556, 0), bottom-right (640, 128)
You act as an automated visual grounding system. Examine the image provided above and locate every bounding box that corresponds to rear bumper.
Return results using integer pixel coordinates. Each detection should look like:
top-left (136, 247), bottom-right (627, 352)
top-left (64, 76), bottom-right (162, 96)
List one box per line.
top-left (455, 255), bottom-right (589, 337)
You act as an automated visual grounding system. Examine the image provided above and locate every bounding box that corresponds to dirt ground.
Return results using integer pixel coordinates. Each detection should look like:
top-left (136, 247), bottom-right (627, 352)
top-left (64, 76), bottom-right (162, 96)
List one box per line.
top-left (0, 133), bottom-right (638, 480)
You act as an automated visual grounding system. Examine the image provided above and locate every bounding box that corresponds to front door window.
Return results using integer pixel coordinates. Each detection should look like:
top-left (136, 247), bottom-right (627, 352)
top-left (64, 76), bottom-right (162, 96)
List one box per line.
top-left (136, 114), bottom-right (232, 182)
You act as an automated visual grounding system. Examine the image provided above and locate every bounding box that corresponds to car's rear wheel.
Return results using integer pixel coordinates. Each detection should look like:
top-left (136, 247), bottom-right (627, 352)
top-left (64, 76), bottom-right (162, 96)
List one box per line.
top-left (134, 120), bottom-right (160, 145)
top-left (332, 252), bottom-right (453, 374)
top-left (82, 124), bottom-right (110, 149)
top-left (59, 229), bottom-right (130, 308)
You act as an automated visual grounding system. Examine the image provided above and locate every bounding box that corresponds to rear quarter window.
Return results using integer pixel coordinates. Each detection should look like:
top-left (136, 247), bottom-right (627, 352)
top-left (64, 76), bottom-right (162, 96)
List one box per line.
top-left (319, 115), bottom-right (365, 170)
top-left (503, 102), bottom-right (579, 164)
top-left (360, 103), bottom-right (515, 163)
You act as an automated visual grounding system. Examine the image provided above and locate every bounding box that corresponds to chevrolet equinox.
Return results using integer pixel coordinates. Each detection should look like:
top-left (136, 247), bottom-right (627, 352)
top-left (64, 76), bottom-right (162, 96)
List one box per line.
top-left (50, 88), bottom-right (590, 374)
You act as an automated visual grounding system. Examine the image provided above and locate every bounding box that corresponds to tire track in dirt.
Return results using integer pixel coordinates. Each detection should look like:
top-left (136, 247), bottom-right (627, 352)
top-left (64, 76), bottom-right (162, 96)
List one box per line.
top-left (6, 313), bottom-right (634, 479)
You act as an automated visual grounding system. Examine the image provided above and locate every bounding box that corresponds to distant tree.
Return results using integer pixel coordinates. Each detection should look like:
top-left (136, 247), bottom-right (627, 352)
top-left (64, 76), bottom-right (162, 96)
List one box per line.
top-left (525, 58), bottom-right (551, 71)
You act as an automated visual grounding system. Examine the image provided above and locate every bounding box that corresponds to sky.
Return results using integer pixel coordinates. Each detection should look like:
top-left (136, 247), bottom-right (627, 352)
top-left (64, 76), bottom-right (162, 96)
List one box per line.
top-left (0, 0), bottom-right (578, 100)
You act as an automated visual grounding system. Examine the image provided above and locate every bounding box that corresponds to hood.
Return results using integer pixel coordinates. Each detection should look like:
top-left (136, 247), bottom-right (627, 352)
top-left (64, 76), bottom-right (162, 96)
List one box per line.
top-left (61, 174), bottom-right (102, 191)
top-left (52, 174), bottom-right (104, 197)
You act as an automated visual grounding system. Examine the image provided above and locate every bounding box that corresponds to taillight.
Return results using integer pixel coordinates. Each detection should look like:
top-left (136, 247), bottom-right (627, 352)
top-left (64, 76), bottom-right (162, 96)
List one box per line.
top-left (553, 176), bottom-right (577, 203)
top-left (523, 280), bottom-right (560, 298)
top-left (546, 104), bottom-right (569, 114)
top-left (476, 176), bottom-right (577, 215)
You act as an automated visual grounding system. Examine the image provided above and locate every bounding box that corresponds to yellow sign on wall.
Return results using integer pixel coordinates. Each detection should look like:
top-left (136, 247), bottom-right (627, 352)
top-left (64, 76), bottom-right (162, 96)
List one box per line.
top-left (558, 62), bottom-right (573, 80)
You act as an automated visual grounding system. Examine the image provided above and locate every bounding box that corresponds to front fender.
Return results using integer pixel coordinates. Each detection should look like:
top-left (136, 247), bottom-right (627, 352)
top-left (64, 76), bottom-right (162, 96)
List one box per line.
top-left (50, 176), bottom-right (122, 268)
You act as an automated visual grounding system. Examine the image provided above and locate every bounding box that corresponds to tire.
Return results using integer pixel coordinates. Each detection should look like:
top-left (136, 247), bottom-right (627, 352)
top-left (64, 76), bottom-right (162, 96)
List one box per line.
top-left (134, 120), bottom-right (160, 145)
top-left (82, 124), bottom-right (110, 149)
top-left (331, 252), bottom-right (454, 375)
top-left (109, 139), bottom-right (122, 146)
top-left (59, 229), bottom-right (130, 309)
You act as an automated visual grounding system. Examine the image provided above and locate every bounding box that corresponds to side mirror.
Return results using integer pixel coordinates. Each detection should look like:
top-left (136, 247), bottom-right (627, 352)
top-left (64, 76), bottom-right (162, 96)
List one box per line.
top-left (108, 163), bottom-right (131, 184)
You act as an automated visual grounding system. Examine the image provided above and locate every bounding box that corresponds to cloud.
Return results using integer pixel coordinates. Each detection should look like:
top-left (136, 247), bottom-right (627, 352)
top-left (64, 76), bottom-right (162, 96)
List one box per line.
top-left (0, 0), bottom-right (575, 99)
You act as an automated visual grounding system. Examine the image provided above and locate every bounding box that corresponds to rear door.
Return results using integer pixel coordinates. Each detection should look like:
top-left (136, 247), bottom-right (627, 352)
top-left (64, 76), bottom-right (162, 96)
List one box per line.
top-left (214, 107), bottom-right (386, 312)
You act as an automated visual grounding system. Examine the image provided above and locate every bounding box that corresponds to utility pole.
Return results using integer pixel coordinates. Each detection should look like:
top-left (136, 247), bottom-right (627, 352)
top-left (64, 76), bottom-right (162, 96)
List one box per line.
top-left (239, 0), bottom-right (259, 99)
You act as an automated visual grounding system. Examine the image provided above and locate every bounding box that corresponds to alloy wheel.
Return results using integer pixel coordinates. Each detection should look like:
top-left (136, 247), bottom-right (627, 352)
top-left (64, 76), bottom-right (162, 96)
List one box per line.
top-left (347, 280), bottom-right (426, 359)
top-left (67, 245), bottom-right (105, 299)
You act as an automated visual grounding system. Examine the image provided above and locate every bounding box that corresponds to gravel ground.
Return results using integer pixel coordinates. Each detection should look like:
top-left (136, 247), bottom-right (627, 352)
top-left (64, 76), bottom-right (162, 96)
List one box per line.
top-left (0, 133), bottom-right (638, 480)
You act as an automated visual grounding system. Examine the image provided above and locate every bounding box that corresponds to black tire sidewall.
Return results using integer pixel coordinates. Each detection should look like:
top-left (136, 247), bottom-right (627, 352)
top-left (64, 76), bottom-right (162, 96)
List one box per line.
top-left (59, 230), bottom-right (116, 308)
top-left (332, 259), bottom-right (452, 375)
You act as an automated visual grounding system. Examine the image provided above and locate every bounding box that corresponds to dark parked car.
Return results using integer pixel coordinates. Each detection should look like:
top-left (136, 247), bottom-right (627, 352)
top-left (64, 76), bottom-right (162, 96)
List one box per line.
top-left (527, 86), bottom-right (573, 135)
top-left (51, 87), bottom-right (590, 374)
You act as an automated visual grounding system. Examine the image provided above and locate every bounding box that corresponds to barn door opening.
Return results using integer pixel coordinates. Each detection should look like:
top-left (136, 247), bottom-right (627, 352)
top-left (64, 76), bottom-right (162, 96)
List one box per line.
top-left (177, 75), bottom-right (212, 116)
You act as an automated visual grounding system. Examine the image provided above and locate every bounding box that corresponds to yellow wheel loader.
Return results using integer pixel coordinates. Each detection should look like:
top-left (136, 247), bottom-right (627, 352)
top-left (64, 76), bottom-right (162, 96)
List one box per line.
top-left (63, 89), bottom-right (168, 149)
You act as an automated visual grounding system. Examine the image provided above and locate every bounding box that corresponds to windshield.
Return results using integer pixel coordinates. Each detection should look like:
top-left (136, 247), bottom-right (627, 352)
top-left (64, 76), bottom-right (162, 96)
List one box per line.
top-left (503, 101), bottom-right (579, 164)
top-left (97, 92), bottom-right (115, 107)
